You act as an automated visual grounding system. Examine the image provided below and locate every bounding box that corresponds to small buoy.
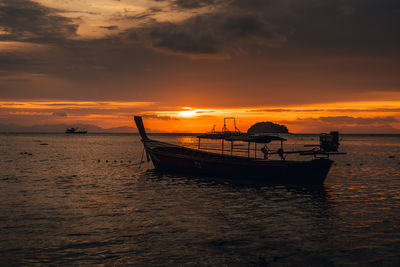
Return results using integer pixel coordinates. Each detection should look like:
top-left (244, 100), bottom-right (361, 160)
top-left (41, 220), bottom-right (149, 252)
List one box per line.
top-left (20, 152), bottom-right (23, 155)
top-left (389, 155), bottom-right (395, 159)
top-left (346, 163), bottom-right (351, 166)
top-left (106, 160), bottom-right (108, 163)
top-left (114, 160), bottom-right (117, 163)
top-left (120, 160), bottom-right (123, 163)
top-left (360, 163), bottom-right (363, 166)
top-left (28, 153), bottom-right (32, 156)
top-left (128, 160), bottom-right (131, 163)
top-left (24, 152), bottom-right (28, 154)
top-left (40, 143), bottom-right (48, 146)
top-left (334, 163), bottom-right (337, 166)
top-left (97, 159), bottom-right (100, 162)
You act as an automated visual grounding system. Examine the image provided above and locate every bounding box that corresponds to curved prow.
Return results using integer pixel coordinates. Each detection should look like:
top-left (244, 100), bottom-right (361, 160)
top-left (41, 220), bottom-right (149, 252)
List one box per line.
top-left (134, 116), bottom-right (148, 140)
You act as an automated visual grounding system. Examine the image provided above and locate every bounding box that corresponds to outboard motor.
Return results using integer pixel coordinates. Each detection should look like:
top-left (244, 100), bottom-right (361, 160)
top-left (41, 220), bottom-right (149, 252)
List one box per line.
top-left (319, 131), bottom-right (340, 152)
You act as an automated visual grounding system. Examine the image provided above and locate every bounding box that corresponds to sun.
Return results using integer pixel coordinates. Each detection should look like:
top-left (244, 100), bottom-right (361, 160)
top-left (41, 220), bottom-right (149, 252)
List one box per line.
top-left (179, 110), bottom-right (197, 117)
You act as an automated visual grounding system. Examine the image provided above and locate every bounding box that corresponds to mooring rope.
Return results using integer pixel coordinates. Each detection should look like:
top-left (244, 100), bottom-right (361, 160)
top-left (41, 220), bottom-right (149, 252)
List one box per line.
top-left (137, 147), bottom-right (145, 169)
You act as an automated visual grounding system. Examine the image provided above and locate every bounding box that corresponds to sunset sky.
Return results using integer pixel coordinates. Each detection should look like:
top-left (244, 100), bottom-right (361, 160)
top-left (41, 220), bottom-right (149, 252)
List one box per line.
top-left (1, 0), bottom-right (399, 133)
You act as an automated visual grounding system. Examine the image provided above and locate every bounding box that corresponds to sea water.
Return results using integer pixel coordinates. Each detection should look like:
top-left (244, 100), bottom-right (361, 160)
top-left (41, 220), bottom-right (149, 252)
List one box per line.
top-left (0, 133), bottom-right (399, 266)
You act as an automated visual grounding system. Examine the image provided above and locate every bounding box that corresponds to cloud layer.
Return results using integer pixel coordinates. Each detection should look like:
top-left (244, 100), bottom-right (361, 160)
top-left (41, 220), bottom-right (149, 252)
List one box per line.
top-left (0, 0), bottom-right (399, 131)
top-left (125, 10), bottom-right (285, 57)
top-left (0, 0), bottom-right (78, 42)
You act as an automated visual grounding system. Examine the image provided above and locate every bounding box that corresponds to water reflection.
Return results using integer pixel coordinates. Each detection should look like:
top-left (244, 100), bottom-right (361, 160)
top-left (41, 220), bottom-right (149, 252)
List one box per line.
top-left (0, 133), bottom-right (399, 265)
top-left (141, 169), bottom-right (337, 263)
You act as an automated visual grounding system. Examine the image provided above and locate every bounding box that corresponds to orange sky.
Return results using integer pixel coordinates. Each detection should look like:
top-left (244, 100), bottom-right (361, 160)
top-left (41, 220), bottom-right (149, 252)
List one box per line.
top-left (1, 99), bottom-right (399, 133)
top-left (0, 1), bottom-right (399, 133)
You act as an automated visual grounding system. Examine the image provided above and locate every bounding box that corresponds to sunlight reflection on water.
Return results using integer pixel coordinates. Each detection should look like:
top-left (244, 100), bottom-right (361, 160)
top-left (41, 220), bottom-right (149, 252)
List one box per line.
top-left (0, 133), bottom-right (399, 265)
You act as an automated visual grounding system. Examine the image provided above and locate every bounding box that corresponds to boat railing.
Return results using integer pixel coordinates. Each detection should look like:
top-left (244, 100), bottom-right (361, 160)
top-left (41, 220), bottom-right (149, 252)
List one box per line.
top-left (195, 135), bottom-right (286, 159)
top-left (195, 131), bottom-right (346, 160)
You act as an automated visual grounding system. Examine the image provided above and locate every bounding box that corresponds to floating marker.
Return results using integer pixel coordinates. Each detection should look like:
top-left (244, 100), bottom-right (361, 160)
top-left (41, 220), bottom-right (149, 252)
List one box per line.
top-left (97, 159), bottom-right (100, 162)
top-left (106, 160), bottom-right (108, 163)
top-left (346, 163), bottom-right (351, 166)
top-left (389, 155), bottom-right (395, 159)
top-left (40, 143), bottom-right (48, 146)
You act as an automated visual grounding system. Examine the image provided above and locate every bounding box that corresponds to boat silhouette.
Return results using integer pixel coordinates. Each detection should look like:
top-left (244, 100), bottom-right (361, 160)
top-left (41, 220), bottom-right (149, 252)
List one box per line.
top-left (134, 116), bottom-right (345, 184)
top-left (65, 127), bottom-right (87, 134)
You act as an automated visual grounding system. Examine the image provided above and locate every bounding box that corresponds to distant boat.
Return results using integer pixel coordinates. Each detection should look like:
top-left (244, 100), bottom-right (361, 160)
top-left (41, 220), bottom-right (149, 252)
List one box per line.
top-left (134, 116), bottom-right (345, 184)
top-left (65, 127), bottom-right (87, 134)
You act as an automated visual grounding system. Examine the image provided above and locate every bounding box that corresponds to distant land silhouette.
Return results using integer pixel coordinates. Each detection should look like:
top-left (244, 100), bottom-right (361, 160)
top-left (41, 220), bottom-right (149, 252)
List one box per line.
top-left (247, 122), bottom-right (289, 134)
top-left (0, 123), bottom-right (145, 133)
top-left (1, 123), bottom-right (398, 134)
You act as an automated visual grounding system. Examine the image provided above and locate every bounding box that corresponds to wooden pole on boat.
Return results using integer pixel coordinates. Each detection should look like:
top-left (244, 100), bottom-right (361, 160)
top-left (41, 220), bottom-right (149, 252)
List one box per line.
top-left (222, 139), bottom-right (224, 155)
top-left (198, 138), bottom-right (201, 150)
top-left (134, 116), bottom-right (148, 140)
top-left (248, 142), bottom-right (250, 158)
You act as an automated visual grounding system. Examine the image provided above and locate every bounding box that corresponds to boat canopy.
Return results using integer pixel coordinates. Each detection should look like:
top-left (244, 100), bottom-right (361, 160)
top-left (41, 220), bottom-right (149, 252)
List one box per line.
top-left (197, 133), bottom-right (286, 143)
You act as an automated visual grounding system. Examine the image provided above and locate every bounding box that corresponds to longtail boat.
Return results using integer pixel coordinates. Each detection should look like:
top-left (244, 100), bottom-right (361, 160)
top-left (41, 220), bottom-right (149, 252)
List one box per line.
top-left (65, 127), bottom-right (87, 134)
top-left (134, 116), bottom-right (345, 184)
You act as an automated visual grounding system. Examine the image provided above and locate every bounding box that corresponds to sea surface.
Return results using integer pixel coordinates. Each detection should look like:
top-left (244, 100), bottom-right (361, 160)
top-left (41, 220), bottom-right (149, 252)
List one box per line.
top-left (0, 133), bottom-right (399, 266)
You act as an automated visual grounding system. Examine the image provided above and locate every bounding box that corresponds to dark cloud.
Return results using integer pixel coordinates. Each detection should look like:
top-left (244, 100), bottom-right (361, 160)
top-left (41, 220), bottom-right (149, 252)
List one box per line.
top-left (327, 108), bottom-right (400, 113)
top-left (218, 0), bottom-right (400, 56)
top-left (113, 6), bottom-right (164, 22)
top-left (174, 0), bottom-right (218, 9)
top-left (99, 25), bottom-right (119, 31)
top-left (290, 116), bottom-right (399, 126)
top-left (0, 106), bottom-right (160, 123)
top-left (0, 77), bottom-right (31, 83)
top-left (246, 109), bottom-right (325, 113)
top-left (0, 0), bottom-right (78, 43)
top-left (52, 112), bottom-right (67, 117)
top-left (155, 0), bottom-right (221, 9)
top-left (42, 103), bottom-right (82, 107)
top-left (125, 10), bottom-right (285, 57)
top-left (124, 0), bottom-right (400, 58)
top-left (319, 116), bottom-right (398, 125)
top-left (141, 114), bottom-right (179, 120)
top-left (247, 108), bottom-right (400, 113)
top-left (123, 12), bottom-right (152, 20)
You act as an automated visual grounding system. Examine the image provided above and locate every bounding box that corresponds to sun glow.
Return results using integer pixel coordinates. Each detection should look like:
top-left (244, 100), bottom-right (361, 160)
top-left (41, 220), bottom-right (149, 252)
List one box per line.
top-left (179, 110), bottom-right (197, 117)
top-left (0, 100), bottom-right (399, 133)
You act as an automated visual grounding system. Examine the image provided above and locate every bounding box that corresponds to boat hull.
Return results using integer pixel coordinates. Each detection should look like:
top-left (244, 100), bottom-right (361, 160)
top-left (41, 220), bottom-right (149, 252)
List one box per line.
top-left (143, 139), bottom-right (333, 185)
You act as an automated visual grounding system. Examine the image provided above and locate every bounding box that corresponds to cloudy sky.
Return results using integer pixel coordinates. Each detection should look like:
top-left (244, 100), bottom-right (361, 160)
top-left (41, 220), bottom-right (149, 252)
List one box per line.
top-left (0, 0), bottom-right (399, 133)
